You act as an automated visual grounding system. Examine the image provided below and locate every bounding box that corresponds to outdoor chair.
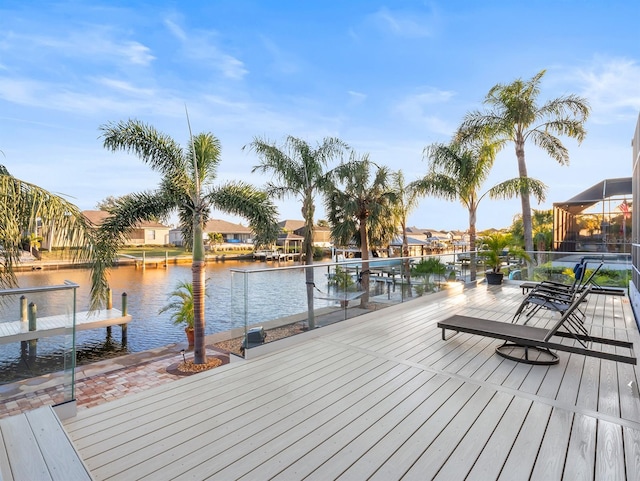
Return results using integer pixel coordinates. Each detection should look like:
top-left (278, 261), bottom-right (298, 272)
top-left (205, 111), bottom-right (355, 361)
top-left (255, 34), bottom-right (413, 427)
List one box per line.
top-left (437, 285), bottom-right (636, 366)
top-left (512, 260), bottom-right (603, 326)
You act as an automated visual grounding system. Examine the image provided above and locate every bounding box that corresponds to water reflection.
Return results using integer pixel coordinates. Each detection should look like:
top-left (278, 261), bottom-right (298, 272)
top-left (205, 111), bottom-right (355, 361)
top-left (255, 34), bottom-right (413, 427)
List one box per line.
top-left (0, 260), bottom-right (332, 379)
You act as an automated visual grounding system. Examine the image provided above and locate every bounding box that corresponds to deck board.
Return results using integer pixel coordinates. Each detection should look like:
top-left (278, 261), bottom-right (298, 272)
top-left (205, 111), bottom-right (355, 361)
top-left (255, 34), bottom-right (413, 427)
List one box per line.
top-left (60, 284), bottom-right (640, 480)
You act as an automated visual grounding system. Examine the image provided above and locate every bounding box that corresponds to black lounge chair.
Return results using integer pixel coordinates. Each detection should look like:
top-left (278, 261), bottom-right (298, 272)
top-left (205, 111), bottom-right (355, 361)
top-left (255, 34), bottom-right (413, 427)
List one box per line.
top-left (520, 258), bottom-right (625, 296)
top-left (437, 285), bottom-right (636, 366)
top-left (512, 260), bottom-right (605, 326)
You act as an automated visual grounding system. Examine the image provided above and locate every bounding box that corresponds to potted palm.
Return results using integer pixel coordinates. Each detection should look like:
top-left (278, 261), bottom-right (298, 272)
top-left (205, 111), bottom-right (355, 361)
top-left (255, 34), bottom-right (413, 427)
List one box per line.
top-left (411, 257), bottom-right (447, 295)
top-left (479, 233), bottom-right (529, 285)
top-left (159, 280), bottom-right (199, 346)
top-left (328, 266), bottom-right (357, 307)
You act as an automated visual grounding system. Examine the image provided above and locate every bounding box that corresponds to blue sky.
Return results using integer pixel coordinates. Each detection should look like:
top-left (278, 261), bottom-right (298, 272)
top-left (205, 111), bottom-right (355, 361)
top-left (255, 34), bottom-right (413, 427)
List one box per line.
top-left (1, 1), bottom-right (638, 231)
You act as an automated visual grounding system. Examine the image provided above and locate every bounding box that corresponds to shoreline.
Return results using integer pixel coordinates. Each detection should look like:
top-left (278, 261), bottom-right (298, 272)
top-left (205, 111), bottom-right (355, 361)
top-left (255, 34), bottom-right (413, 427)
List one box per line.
top-left (13, 252), bottom-right (258, 272)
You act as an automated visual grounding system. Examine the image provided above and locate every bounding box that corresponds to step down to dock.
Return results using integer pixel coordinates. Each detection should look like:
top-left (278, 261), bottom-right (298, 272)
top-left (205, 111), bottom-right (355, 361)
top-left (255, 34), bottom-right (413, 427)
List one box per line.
top-left (0, 405), bottom-right (93, 480)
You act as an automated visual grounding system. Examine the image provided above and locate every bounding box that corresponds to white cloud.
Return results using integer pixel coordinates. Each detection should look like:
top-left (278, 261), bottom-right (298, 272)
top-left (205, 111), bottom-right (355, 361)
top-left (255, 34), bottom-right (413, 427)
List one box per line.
top-left (164, 18), bottom-right (187, 42)
top-left (259, 35), bottom-right (299, 75)
top-left (119, 41), bottom-right (155, 66)
top-left (369, 6), bottom-right (438, 38)
top-left (565, 57), bottom-right (640, 124)
top-left (0, 29), bottom-right (155, 67)
top-left (393, 87), bottom-right (456, 135)
top-left (96, 78), bottom-right (155, 96)
top-left (348, 90), bottom-right (367, 105)
top-left (163, 17), bottom-right (248, 80)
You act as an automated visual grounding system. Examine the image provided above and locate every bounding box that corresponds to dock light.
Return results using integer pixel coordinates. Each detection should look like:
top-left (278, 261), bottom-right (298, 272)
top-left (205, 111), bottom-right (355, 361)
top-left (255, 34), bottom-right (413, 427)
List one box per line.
top-left (181, 349), bottom-right (186, 363)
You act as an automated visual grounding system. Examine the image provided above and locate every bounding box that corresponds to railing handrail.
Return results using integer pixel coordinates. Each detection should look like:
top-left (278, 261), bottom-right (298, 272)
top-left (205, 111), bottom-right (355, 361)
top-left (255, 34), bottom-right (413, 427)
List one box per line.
top-left (0, 280), bottom-right (79, 297)
top-left (228, 253), bottom-right (459, 274)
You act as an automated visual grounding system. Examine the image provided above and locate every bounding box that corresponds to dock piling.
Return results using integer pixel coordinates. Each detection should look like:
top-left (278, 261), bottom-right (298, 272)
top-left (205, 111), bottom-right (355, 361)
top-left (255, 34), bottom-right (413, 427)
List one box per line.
top-left (28, 302), bottom-right (37, 358)
top-left (121, 293), bottom-right (128, 345)
top-left (20, 296), bottom-right (27, 322)
top-left (106, 289), bottom-right (113, 336)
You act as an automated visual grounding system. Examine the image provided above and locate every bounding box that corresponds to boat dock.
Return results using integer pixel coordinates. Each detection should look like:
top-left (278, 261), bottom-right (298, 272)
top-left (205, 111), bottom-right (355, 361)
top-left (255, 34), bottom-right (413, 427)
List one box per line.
top-left (253, 250), bottom-right (301, 262)
top-left (0, 309), bottom-right (132, 344)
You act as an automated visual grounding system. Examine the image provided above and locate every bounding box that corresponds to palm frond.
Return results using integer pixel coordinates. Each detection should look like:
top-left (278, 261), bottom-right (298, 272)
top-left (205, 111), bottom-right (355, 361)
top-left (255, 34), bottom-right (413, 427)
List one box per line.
top-left (528, 130), bottom-right (571, 165)
top-left (208, 182), bottom-right (280, 247)
top-left (100, 119), bottom-right (185, 176)
top-left (0, 172), bottom-right (95, 290)
top-left (487, 177), bottom-right (547, 203)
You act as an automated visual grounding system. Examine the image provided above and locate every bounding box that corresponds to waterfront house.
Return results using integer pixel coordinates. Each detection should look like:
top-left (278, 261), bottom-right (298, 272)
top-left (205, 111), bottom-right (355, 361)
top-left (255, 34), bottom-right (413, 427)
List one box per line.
top-left (169, 219), bottom-right (253, 247)
top-left (278, 220), bottom-right (333, 249)
top-left (40, 210), bottom-right (172, 249)
top-left (83, 210), bottom-right (171, 246)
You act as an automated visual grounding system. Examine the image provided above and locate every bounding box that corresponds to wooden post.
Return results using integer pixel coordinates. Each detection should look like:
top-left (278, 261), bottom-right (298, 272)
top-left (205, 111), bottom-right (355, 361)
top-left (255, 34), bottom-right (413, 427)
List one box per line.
top-left (28, 302), bottom-right (37, 332)
top-left (142, 251), bottom-right (146, 270)
top-left (106, 288), bottom-right (113, 336)
top-left (165, 251), bottom-right (168, 268)
top-left (20, 295), bottom-right (28, 354)
top-left (121, 292), bottom-right (128, 346)
top-left (28, 302), bottom-right (37, 359)
top-left (20, 295), bottom-right (27, 322)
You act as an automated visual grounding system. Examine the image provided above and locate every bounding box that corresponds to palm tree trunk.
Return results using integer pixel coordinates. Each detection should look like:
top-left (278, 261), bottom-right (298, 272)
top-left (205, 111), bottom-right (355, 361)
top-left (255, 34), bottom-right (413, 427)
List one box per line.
top-left (303, 199), bottom-right (316, 330)
top-left (515, 139), bottom-right (533, 280)
top-left (515, 139), bottom-right (534, 253)
top-left (304, 224), bottom-right (315, 330)
top-left (192, 215), bottom-right (207, 364)
top-left (359, 220), bottom-right (370, 308)
top-left (468, 207), bottom-right (477, 282)
top-left (402, 223), bottom-right (412, 297)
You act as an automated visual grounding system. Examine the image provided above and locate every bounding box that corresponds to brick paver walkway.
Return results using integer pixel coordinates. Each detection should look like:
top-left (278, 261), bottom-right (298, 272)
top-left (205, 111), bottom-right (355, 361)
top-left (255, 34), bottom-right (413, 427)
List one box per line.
top-left (0, 348), bottom-right (226, 419)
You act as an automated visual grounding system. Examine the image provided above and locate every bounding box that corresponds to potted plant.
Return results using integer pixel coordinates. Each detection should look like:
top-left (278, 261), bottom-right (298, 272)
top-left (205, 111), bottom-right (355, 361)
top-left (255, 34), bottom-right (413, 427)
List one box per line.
top-left (479, 233), bottom-right (529, 285)
top-left (411, 257), bottom-right (447, 294)
top-left (159, 280), bottom-right (200, 346)
top-left (328, 266), bottom-right (357, 307)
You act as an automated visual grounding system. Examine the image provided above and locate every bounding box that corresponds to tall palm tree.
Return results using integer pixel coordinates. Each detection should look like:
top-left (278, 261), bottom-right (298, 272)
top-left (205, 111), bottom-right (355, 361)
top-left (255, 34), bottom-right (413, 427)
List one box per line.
top-left (96, 119), bottom-right (279, 364)
top-left (417, 139), bottom-right (546, 281)
top-left (458, 69), bottom-right (590, 253)
top-left (511, 208), bottom-right (554, 265)
top-left (245, 136), bottom-right (347, 329)
top-left (390, 170), bottom-right (424, 291)
top-left (324, 154), bottom-right (396, 308)
top-left (0, 165), bottom-right (96, 290)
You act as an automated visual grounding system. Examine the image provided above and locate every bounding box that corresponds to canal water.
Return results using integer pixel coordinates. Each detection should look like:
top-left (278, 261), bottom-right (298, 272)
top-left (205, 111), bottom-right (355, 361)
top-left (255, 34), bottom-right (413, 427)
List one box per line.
top-left (0, 260), bottom-right (335, 381)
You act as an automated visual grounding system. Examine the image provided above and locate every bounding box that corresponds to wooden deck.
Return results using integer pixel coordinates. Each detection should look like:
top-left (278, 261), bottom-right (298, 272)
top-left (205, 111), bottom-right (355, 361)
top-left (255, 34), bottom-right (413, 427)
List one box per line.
top-left (0, 310), bottom-right (131, 344)
top-left (62, 284), bottom-right (640, 480)
top-left (0, 406), bottom-right (93, 480)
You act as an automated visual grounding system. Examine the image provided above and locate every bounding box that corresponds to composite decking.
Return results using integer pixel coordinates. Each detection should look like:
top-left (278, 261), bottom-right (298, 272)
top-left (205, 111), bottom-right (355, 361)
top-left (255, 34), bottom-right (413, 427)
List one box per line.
top-left (63, 284), bottom-right (640, 480)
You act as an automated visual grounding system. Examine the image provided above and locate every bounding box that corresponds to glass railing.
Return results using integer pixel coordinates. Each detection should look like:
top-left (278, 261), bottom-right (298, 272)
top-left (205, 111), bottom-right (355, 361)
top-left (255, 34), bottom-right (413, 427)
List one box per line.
top-left (230, 250), bottom-right (631, 358)
top-left (230, 253), bottom-right (467, 358)
top-left (493, 251), bottom-right (631, 288)
top-left (0, 281), bottom-right (78, 408)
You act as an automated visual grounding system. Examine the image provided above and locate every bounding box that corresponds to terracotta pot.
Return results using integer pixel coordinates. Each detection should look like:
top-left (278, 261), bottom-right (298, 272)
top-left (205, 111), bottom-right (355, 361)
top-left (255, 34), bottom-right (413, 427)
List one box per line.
top-left (185, 327), bottom-right (195, 347)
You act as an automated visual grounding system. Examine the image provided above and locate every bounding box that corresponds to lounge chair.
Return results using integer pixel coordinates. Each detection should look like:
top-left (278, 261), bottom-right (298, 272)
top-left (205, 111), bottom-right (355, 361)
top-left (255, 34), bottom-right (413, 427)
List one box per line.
top-left (512, 260), bottom-right (604, 326)
top-left (520, 259), bottom-right (625, 296)
top-left (437, 285), bottom-right (636, 366)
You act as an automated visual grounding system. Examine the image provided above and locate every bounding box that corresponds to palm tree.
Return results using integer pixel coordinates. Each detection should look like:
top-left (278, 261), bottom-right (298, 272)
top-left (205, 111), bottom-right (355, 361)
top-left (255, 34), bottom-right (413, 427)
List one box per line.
top-left (0, 165), bottom-right (96, 290)
top-left (390, 170), bottom-right (425, 292)
top-left (324, 153), bottom-right (396, 308)
top-left (458, 69), bottom-right (590, 253)
top-left (245, 136), bottom-right (347, 329)
top-left (417, 138), bottom-right (546, 281)
top-left (96, 119), bottom-right (279, 364)
top-left (511, 208), bottom-right (554, 264)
